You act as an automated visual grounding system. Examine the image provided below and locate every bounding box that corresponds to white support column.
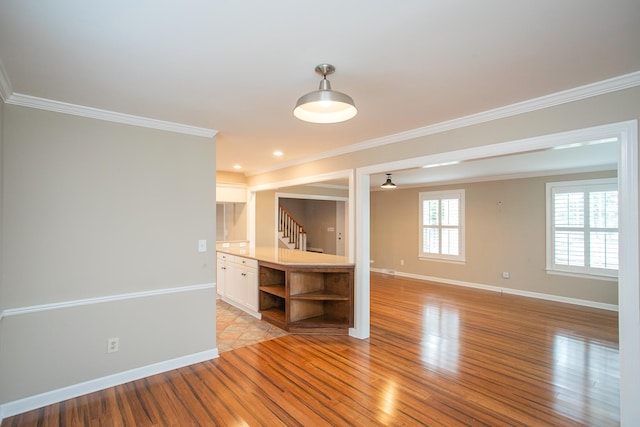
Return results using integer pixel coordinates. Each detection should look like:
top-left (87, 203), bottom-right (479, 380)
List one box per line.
top-left (350, 172), bottom-right (370, 339)
top-left (619, 120), bottom-right (639, 426)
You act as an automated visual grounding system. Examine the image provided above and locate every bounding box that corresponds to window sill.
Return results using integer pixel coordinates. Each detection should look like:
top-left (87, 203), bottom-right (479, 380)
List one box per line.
top-left (545, 269), bottom-right (618, 282)
top-left (419, 256), bottom-right (466, 265)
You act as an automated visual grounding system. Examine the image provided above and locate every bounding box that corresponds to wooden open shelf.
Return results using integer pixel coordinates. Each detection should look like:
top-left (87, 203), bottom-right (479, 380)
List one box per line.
top-left (259, 285), bottom-right (287, 298)
top-left (290, 291), bottom-right (349, 300)
top-left (258, 261), bottom-right (353, 335)
top-left (260, 307), bottom-right (287, 330)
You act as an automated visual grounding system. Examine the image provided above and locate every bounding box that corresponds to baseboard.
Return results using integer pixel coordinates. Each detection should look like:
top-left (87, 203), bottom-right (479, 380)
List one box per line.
top-left (0, 348), bottom-right (219, 421)
top-left (219, 295), bottom-right (262, 319)
top-left (370, 268), bottom-right (618, 311)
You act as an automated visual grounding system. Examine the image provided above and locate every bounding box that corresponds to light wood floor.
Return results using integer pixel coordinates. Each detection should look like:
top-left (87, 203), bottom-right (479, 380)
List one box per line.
top-left (2, 273), bottom-right (619, 426)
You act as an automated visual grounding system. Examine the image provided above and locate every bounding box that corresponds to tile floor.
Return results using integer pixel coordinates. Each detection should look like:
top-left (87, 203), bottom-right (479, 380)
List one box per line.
top-left (216, 298), bottom-right (288, 353)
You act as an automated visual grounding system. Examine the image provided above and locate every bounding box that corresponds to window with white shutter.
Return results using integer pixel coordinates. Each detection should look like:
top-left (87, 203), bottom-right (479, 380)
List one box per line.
top-left (546, 178), bottom-right (618, 279)
top-left (419, 190), bottom-right (465, 262)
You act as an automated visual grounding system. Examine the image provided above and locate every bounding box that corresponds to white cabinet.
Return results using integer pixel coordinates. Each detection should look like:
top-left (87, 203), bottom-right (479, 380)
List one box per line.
top-left (233, 261), bottom-right (258, 312)
top-left (244, 264), bottom-right (258, 312)
top-left (216, 252), bottom-right (230, 297)
top-left (216, 251), bottom-right (259, 317)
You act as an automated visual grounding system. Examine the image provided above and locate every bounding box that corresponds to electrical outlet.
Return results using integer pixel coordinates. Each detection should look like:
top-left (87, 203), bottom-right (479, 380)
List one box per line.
top-left (107, 337), bottom-right (120, 353)
top-left (502, 272), bottom-right (510, 279)
top-left (400, 259), bottom-right (405, 266)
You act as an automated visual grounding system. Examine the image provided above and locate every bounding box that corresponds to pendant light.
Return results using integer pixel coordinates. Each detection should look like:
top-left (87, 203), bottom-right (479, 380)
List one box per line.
top-left (380, 174), bottom-right (397, 189)
top-left (293, 64), bottom-right (357, 124)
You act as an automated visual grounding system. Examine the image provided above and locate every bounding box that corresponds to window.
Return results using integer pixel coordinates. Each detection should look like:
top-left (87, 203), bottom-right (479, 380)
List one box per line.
top-left (546, 178), bottom-right (618, 279)
top-left (419, 190), bottom-right (465, 262)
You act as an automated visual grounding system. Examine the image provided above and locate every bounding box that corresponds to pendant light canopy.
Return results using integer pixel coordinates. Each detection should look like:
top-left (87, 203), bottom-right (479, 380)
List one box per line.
top-left (293, 64), bottom-right (357, 124)
top-left (381, 174), bottom-right (397, 189)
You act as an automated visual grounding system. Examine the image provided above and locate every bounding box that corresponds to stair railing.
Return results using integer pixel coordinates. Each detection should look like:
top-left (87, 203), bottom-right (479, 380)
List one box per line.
top-left (278, 206), bottom-right (307, 251)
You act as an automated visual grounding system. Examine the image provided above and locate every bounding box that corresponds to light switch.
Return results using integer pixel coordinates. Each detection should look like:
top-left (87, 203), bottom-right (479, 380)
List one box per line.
top-left (198, 240), bottom-right (207, 253)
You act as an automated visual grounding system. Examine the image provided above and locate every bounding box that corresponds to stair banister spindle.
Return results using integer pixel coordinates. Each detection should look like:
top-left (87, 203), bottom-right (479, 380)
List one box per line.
top-left (278, 205), bottom-right (307, 251)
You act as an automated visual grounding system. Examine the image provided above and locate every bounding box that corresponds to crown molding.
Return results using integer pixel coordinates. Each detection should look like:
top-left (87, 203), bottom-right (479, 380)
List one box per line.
top-left (216, 182), bottom-right (247, 189)
top-left (5, 93), bottom-right (217, 138)
top-left (248, 71), bottom-right (640, 176)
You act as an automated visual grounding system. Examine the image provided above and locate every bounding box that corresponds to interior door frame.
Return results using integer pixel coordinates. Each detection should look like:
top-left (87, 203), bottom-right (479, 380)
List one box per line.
top-left (335, 200), bottom-right (347, 256)
top-left (274, 192), bottom-right (349, 253)
top-left (247, 169), bottom-right (355, 261)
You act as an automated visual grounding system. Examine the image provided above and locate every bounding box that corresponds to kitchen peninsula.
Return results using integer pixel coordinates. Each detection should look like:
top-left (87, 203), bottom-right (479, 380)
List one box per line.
top-left (216, 247), bottom-right (354, 335)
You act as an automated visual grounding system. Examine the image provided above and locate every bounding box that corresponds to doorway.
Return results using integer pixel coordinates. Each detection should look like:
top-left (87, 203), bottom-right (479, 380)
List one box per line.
top-left (276, 193), bottom-right (348, 256)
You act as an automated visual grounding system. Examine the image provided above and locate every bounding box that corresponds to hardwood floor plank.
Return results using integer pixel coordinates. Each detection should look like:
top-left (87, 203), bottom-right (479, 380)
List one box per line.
top-left (227, 345), bottom-right (354, 426)
top-left (194, 360), bottom-right (271, 426)
top-left (2, 273), bottom-right (619, 426)
top-left (181, 363), bottom-right (247, 426)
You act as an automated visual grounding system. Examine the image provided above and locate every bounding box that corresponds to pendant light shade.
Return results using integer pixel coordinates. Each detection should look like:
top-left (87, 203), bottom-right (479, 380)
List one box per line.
top-left (294, 64), bottom-right (357, 124)
top-left (381, 174), bottom-right (397, 189)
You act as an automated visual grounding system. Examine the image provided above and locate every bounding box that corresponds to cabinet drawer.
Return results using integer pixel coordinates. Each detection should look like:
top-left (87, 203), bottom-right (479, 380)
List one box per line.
top-left (230, 255), bottom-right (258, 271)
top-left (217, 252), bottom-right (231, 262)
top-left (217, 252), bottom-right (257, 269)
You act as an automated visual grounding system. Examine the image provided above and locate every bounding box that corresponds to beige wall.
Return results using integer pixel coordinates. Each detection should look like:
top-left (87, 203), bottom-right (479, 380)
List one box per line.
top-left (278, 184), bottom-right (349, 198)
top-left (216, 171), bottom-right (246, 184)
top-left (216, 202), bottom-right (247, 241)
top-left (371, 171), bottom-right (618, 304)
top-left (0, 105), bottom-right (217, 403)
top-left (255, 190), bottom-right (277, 247)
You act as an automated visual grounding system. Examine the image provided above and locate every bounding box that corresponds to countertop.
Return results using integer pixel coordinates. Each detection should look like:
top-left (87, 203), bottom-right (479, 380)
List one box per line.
top-left (217, 246), bottom-right (354, 267)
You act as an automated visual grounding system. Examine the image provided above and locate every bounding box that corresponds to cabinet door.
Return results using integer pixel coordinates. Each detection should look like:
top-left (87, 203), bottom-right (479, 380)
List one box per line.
top-left (242, 267), bottom-right (258, 312)
top-left (218, 254), bottom-right (258, 313)
top-left (227, 262), bottom-right (243, 303)
top-left (216, 255), bottom-right (228, 297)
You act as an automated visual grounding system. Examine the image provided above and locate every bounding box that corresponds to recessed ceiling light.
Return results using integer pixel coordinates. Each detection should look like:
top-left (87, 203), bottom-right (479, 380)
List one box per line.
top-left (233, 164), bottom-right (242, 169)
top-left (273, 151), bottom-right (283, 157)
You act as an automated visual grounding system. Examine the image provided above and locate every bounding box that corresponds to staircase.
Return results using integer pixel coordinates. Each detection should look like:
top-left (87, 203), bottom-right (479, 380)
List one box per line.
top-left (278, 206), bottom-right (307, 251)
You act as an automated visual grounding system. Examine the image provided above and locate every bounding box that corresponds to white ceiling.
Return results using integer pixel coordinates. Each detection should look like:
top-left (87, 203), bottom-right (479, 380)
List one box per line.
top-left (0, 1), bottom-right (638, 182)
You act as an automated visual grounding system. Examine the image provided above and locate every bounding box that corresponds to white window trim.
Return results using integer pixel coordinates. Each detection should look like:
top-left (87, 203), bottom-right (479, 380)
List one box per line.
top-left (545, 177), bottom-right (618, 280)
top-left (419, 189), bottom-right (466, 262)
